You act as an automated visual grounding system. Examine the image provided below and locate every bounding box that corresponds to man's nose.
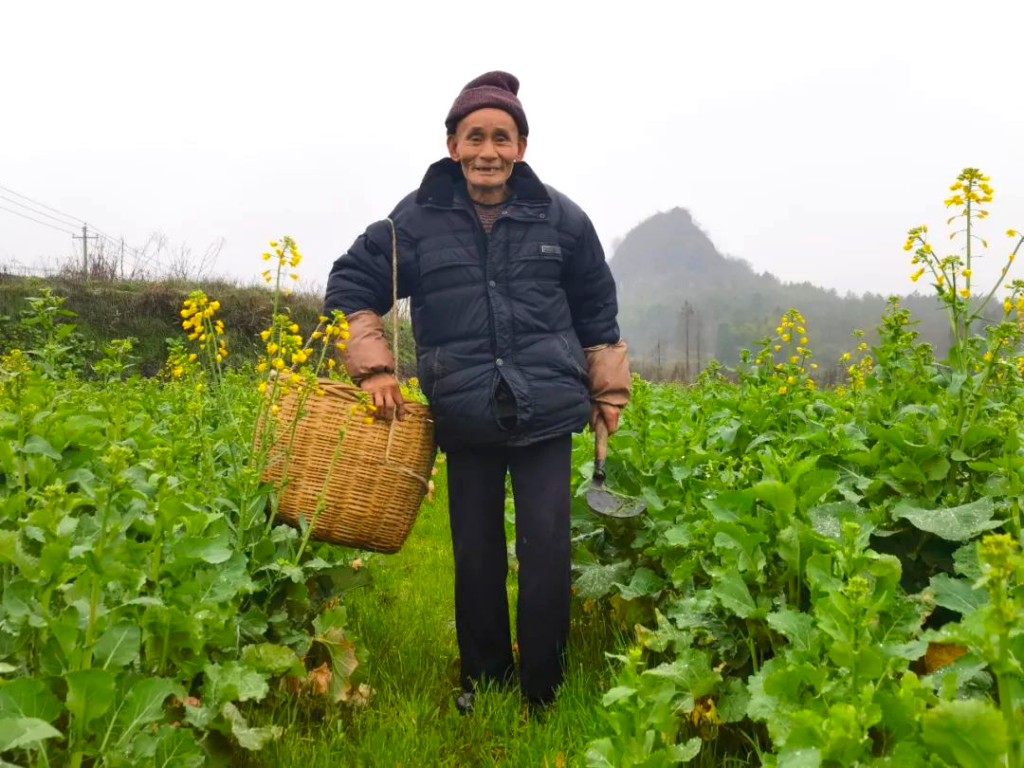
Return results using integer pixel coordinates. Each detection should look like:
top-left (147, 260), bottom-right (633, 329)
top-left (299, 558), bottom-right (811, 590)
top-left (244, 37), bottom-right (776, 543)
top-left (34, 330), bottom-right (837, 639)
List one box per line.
top-left (479, 140), bottom-right (498, 159)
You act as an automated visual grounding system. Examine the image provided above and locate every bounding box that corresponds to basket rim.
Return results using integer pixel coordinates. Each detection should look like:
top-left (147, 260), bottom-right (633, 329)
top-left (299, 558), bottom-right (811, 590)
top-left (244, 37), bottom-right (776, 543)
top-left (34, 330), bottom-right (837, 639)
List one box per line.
top-left (265, 373), bottom-right (432, 415)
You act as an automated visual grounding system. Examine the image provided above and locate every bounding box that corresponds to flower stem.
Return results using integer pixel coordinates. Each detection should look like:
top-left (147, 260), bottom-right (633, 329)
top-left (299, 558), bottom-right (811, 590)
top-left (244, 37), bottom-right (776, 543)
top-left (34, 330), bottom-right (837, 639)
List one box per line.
top-left (294, 427), bottom-right (346, 564)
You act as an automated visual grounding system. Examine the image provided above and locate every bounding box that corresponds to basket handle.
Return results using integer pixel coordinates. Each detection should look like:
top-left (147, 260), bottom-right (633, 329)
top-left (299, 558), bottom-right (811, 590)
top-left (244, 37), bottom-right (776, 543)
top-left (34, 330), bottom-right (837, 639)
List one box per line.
top-left (386, 217), bottom-right (399, 373)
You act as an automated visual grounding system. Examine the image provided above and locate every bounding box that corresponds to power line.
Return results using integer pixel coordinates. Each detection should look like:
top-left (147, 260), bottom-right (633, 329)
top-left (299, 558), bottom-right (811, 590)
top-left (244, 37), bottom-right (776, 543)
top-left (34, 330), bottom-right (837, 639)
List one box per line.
top-left (0, 193), bottom-right (84, 229)
top-left (0, 181), bottom-right (132, 255)
top-left (0, 204), bottom-right (78, 236)
top-left (0, 180), bottom-right (163, 275)
top-left (0, 183), bottom-right (84, 227)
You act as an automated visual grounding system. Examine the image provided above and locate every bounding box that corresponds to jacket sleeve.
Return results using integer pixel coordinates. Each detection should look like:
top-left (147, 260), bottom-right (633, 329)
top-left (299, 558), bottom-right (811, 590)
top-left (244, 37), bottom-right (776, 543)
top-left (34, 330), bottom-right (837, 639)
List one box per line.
top-left (563, 213), bottom-right (621, 348)
top-left (585, 341), bottom-right (631, 407)
top-left (563, 213), bottom-right (631, 407)
top-left (324, 219), bottom-right (398, 318)
top-left (323, 220), bottom-right (399, 382)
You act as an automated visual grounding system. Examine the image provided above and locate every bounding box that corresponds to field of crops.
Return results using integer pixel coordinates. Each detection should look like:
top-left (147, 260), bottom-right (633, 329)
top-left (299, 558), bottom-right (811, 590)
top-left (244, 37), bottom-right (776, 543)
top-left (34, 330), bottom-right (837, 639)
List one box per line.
top-left (2, 171), bottom-right (1024, 766)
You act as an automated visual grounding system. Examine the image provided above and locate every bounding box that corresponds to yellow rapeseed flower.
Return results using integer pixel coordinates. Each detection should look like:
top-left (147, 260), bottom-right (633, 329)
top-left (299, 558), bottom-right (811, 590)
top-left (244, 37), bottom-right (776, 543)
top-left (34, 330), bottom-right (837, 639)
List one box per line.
top-left (258, 382), bottom-right (267, 393)
top-left (910, 268), bottom-right (925, 282)
top-left (983, 351), bottom-right (993, 362)
top-left (774, 345), bottom-right (782, 351)
top-left (363, 416), bottom-right (374, 425)
top-left (1005, 299), bottom-right (1013, 314)
top-left (800, 336), bottom-right (808, 344)
top-left (257, 362), bottom-right (268, 372)
top-left (786, 375), bottom-right (795, 384)
top-left (328, 358), bottom-right (337, 369)
top-left (778, 385), bottom-right (788, 394)
top-left (289, 323), bottom-right (299, 333)
top-left (842, 352), bottom-right (851, 361)
top-left (189, 353), bottom-right (197, 362)
top-left (273, 358), bottom-right (285, 370)
top-left (267, 342), bottom-right (279, 354)
top-left (409, 377), bottom-right (419, 387)
top-left (1009, 230), bottom-right (1018, 237)
top-left (270, 241), bottom-right (279, 247)
top-left (960, 288), bottom-right (971, 298)
top-left (962, 268), bottom-right (972, 278)
top-left (811, 363), bottom-right (818, 370)
top-left (272, 404), bottom-right (280, 415)
top-left (782, 334), bottom-right (791, 342)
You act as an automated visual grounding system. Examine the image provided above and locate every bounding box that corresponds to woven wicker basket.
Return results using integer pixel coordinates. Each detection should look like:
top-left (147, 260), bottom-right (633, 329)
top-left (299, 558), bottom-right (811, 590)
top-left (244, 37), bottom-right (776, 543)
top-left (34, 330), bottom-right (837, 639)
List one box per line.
top-left (256, 378), bottom-right (436, 553)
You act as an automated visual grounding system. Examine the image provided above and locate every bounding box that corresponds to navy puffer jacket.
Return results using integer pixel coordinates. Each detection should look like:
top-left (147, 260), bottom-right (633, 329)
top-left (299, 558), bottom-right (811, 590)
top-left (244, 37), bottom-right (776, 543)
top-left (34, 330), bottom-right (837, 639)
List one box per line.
top-left (324, 158), bottom-right (620, 451)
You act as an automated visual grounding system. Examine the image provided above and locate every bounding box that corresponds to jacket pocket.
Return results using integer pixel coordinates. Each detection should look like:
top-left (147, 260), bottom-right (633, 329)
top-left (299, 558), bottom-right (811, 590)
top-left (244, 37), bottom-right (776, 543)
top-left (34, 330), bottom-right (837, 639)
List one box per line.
top-left (417, 347), bottom-right (444, 401)
top-left (511, 242), bottom-right (563, 262)
top-left (557, 333), bottom-right (588, 381)
top-left (419, 248), bottom-right (479, 277)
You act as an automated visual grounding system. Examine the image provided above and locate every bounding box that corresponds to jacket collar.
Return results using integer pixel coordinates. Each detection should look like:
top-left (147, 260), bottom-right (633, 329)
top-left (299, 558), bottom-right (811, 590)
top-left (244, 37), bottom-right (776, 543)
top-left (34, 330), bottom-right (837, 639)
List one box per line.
top-left (415, 158), bottom-right (550, 208)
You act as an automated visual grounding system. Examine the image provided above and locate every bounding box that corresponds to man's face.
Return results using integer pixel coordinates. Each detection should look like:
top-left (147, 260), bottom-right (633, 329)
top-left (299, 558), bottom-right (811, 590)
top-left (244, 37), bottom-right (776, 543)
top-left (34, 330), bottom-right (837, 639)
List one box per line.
top-left (447, 108), bottom-right (527, 191)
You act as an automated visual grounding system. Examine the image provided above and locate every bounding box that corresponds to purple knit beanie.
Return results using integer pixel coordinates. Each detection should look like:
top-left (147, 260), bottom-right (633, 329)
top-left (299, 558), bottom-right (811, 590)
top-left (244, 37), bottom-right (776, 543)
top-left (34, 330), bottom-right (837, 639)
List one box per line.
top-left (445, 71), bottom-right (529, 137)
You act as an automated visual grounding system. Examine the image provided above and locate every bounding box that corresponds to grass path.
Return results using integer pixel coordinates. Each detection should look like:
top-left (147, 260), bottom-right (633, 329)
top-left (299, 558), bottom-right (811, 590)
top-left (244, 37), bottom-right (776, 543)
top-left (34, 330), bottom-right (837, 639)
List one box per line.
top-left (245, 469), bottom-right (623, 767)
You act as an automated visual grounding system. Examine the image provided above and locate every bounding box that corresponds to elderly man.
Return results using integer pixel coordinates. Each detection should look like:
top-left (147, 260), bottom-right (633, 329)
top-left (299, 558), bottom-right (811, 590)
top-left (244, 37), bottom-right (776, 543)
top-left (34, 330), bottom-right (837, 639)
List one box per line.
top-left (324, 71), bottom-right (630, 711)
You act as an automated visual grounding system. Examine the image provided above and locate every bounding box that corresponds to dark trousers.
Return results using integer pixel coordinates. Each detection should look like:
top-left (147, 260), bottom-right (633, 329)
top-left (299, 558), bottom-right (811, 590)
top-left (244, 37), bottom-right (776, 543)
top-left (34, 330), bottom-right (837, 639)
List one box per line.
top-left (446, 434), bottom-right (572, 703)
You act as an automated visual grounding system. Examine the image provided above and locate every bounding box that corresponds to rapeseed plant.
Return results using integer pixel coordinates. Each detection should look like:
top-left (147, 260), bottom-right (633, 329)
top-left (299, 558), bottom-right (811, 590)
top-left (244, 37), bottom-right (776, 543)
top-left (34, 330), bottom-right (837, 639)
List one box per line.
top-left (904, 168), bottom-right (1023, 373)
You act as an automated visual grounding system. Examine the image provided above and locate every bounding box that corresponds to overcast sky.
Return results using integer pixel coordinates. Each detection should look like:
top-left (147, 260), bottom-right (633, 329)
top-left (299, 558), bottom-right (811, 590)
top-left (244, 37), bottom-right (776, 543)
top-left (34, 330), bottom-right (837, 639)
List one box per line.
top-left (2, 0), bottom-right (1022, 299)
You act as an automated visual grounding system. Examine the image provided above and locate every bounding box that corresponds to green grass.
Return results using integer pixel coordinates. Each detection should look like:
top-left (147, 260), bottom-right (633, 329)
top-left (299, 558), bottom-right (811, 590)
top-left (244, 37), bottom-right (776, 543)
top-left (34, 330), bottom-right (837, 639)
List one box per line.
top-left (239, 471), bottom-right (626, 767)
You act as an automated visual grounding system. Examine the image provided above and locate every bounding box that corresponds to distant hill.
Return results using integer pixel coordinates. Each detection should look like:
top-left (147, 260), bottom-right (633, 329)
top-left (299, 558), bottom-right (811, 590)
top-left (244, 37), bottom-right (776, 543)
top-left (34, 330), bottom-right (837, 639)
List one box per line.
top-left (610, 208), bottom-right (958, 378)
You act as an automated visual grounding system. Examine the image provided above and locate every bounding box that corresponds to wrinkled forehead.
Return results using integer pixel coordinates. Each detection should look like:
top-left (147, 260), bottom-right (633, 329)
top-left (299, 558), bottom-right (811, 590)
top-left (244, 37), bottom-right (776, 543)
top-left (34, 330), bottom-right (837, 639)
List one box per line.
top-left (454, 108), bottom-right (520, 138)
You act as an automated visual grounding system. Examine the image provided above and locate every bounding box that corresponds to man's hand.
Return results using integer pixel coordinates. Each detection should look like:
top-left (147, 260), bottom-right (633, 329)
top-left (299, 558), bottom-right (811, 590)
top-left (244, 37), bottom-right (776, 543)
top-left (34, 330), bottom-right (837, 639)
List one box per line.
top-left (359, 373), bottom-right (406, 421)
top-left (590, 402), bottom-right (621, 435)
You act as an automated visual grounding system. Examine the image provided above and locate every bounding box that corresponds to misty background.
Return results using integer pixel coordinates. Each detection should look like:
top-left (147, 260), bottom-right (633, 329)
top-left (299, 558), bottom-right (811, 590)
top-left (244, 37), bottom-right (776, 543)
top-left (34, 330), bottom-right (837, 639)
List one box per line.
top-left (2, 0), bottom-right (1023, 370)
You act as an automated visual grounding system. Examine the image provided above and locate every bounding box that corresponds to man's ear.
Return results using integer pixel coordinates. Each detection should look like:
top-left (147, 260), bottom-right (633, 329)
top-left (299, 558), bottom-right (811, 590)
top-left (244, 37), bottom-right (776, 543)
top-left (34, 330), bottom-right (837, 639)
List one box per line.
top-left (447, 134), bottom-right (459, 161)
top-left (516, 135), bottom-right (528, 162)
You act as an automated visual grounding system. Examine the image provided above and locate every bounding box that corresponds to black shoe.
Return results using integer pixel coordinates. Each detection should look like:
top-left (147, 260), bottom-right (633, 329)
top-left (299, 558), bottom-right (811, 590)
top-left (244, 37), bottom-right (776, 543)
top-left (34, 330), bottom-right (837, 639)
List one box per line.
top-left (455, 690), bottom-right (475, 715)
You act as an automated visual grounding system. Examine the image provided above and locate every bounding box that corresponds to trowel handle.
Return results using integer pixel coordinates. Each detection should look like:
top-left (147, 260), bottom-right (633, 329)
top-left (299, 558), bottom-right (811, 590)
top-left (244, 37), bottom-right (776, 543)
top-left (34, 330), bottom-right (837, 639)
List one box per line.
top-left (593, 417), bottom-right (609, 482)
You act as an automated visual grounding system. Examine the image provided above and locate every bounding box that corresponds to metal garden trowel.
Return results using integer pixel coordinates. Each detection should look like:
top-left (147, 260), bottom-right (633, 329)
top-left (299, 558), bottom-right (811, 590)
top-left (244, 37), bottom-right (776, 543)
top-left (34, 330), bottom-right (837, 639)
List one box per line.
top-left (586, 419), bottom-right (647, 519)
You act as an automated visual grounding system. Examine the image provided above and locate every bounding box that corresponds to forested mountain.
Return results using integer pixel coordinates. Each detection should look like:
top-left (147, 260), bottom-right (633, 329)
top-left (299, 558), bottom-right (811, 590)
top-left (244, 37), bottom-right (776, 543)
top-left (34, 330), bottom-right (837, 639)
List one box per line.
top-left (610, 208), bottom-right (960, 378)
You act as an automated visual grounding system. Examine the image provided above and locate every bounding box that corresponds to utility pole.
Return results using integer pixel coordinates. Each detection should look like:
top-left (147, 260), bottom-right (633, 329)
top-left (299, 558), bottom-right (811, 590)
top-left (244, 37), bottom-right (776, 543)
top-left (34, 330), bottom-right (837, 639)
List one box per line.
top-left (120, 237), bottom-right (125, 279)
top-left (681, 301), bottom-right (694, 383)
top-left (72, 225), bottom-right (99, 277)
top-left (696, 311), bottom-right (702, 377)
